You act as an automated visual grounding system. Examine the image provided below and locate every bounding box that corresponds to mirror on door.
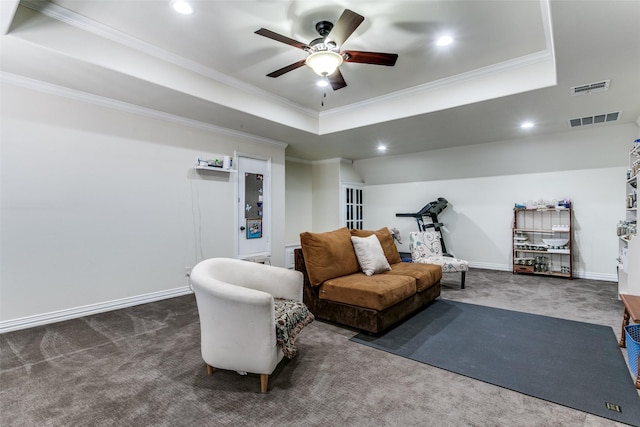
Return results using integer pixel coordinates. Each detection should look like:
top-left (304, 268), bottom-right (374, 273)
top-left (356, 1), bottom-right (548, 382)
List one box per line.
top-left (244, 172), bottom-right (263, 239)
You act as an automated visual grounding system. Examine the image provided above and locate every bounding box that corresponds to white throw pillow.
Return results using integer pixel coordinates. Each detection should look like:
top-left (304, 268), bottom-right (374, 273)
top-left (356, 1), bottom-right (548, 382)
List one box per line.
top-left (350, 234), bottom-right (392, 276)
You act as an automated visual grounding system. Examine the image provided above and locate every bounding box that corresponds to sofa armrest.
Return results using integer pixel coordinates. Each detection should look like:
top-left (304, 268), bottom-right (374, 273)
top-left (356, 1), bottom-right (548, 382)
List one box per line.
top-left (294, 249), bottom-right (320, 314)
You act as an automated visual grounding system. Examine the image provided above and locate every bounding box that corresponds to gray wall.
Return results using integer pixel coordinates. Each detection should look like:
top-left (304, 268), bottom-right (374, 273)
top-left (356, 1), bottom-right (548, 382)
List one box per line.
top-left (1, 82), bottom-right (287, 324)
top-left (2, 78), bottom-right (636, 327)
top-left (283, 123), bottom-right (636, 281)
top-left (284, 159), bottom-right (312, 245)
top-left (353, 123), bottom-right (636, 280)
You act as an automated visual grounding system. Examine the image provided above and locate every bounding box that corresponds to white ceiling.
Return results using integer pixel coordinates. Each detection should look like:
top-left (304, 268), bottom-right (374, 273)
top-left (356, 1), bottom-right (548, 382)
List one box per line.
top-left (1, 0), bottom-right (639, 161)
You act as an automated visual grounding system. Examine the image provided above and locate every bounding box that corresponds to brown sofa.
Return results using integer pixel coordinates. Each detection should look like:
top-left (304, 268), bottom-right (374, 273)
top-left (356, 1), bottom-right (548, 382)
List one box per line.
top-left (295, 227), bottom-right (442, 334)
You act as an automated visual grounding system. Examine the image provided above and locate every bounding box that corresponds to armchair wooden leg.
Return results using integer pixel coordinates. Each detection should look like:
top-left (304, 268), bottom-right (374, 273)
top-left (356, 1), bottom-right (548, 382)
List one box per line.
top-left (206, 364), bottom-right (214, 375)
top-left (461, 271), bottom-right (466, 289)
top-left (260, 374), bottom-right (269, 393)
top-left (619, 308), bottom-right (630, 348)
top-left (636, 352), bottom-right (640, 389)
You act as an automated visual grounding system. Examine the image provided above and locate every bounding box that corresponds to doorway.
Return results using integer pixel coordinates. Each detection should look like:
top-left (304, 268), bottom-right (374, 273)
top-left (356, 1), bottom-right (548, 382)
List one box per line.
top-left (236, 155), bottom-right (271, 261)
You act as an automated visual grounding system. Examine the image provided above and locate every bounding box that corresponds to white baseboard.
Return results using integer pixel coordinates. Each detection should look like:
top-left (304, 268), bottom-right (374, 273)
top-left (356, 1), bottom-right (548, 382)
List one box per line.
top-left (468, 262), bottom-right (617, 282)
top-left (1, 264), bottom-right (618, 334)
top-left (0, 286), bottom-right (193, 334)
top-left (574, 271), bottom-right (617, 282)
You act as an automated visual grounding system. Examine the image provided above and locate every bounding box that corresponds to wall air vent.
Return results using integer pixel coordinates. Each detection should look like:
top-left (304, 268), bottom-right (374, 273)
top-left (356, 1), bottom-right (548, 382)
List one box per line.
top-left (571, 80), bottom-right (610, 96)
top-left (568, 111), bottom-right (620, 128)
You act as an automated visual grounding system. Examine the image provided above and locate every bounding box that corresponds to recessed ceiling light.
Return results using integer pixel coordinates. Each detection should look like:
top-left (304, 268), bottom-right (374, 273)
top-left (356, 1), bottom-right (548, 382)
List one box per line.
top-left (436, 35), bottom-right (453, 46)
top-left (521, 121), bottom-right (535, 129)
top-left (378, 144), bottom-right (387, 152)
top-left (171, 1), bottom-right (194, 15)
top-left (317, 79), bottom-right (329, 88)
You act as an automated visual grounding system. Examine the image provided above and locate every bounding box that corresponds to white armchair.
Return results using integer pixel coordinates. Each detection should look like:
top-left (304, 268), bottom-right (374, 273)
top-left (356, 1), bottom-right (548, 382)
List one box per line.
top-left (190, 258), bottom-right (313, 393)
top-left (409, 230), bottom-right (469, 289)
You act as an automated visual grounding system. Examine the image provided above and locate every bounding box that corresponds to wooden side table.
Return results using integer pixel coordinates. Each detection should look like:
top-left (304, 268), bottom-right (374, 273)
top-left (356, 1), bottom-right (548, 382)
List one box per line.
top-left (619, 294), bottom-right (640, 389)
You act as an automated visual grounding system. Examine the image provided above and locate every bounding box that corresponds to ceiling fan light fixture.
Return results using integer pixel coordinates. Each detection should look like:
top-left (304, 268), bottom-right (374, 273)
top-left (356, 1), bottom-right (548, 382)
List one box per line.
top-left (305, 51), bottom-right (344, 76)
top-left (316, 79), bottom-right (329, 88)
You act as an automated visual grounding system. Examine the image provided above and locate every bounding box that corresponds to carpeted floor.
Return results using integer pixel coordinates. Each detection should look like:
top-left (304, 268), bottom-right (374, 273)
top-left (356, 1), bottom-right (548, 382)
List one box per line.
top-left (1, 269), bottom-right (638, 426)
top-left (351, 299), bottom-right (640, 425)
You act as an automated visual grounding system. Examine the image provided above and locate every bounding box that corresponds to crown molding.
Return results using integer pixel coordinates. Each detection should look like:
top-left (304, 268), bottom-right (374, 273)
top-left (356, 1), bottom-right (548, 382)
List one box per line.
top-left (320, 50), bottom-right (553, 120)
top-left (311, 157), bottom-right (352, 165)
top-left (285, 156), bottom-right (313, 164)
top-left (1, 72), bottom-right (288, 149)
top-left (284, 156), bottom-right (354, 165)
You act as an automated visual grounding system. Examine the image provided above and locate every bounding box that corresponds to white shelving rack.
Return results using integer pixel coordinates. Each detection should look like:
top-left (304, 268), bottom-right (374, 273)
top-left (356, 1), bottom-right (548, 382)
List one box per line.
top-left (194, 155), bottom-right (236, 173)
top-left (513, 206), bottom-right (573, 279)
top-left (618, 142), bottom-right (640, 296)
top-left (194, 165), bottom-right (236, 173)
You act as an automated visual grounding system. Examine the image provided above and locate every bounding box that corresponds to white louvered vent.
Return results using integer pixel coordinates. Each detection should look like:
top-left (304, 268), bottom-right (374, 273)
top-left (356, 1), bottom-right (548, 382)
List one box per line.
top-left (568, 111), bottom-right (621, 128)
top-left (571, 80), bottom-right (610, 96)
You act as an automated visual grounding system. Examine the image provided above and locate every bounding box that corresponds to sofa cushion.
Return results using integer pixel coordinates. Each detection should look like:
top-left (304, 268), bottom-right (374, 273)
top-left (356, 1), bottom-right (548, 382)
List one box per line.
top-left (300, 227), bottom-right (360, 286)
top-left (319, 273), bottom-right (416, 311)
top-left (383, 262), bottom-right (442, 292)
top-left (351, 227), bottom-right (402, 264)
top-left (351, 234), bottom-right (392, 276)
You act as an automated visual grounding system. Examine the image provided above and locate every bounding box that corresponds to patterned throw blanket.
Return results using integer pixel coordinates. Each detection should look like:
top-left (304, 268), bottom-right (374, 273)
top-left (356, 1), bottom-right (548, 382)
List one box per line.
top-left (274, 299), bottom-right (314, 358)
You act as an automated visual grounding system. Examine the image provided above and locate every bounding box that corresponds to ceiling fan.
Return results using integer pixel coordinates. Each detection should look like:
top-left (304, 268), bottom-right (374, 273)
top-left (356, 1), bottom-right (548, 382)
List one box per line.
top-left (255, 9), bottom-right (398, 91)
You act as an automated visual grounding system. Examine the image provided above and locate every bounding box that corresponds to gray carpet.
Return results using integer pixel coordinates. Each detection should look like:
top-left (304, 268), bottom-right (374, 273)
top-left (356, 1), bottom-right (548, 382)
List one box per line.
top-left (351, 299), bottom-right (640, 426)
top-left (1, 269), bottom-right (638, 426)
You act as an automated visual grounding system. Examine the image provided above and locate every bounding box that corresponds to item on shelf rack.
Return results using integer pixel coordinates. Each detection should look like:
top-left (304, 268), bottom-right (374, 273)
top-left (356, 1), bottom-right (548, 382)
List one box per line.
top-left (542, 238), bottom-right (569, 248)
top-left (631, 156), bottom-right (640, 178)
top-left (618, 220), bottom-right (638, 237)
top-left (517, 198), bottom-right (571, 210)
top-left (196, 156), bottom-right (224, 168)
top-left (223, 156), bottom-right (232, 170)
top-left (534, 256), bottom-right (549, 272)
top-left (558, 198), bottom-right (572, 208)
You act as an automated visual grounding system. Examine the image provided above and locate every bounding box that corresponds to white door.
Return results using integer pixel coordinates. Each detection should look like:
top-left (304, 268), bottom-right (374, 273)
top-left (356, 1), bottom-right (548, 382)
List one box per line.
top-left (342, 182), bottom-right (364, 229)
top-left (236, 155), bottom-right (271, 260)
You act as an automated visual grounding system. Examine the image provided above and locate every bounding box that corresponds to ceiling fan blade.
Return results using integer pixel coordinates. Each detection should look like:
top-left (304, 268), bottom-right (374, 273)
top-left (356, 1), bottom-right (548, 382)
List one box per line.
top-left (255, 28), bottom-right (310, 50)
top-left (266, 59), bottom-right (307, 78)
top-left (327, 69), bottom-right (347, 91)
top-left (342, 50), bottom-right (398, 66)
top-left (327, 9), bottom-right (364, 47)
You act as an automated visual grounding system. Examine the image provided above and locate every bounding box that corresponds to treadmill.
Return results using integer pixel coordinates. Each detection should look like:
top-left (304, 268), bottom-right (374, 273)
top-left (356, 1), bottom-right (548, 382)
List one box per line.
top-left (396, 197), bottom-right (450, 255)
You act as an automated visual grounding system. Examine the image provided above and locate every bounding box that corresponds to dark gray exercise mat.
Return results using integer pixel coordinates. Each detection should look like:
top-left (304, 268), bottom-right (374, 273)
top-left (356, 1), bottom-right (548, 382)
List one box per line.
top-left (351, 299), bottom-right (640, 426)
